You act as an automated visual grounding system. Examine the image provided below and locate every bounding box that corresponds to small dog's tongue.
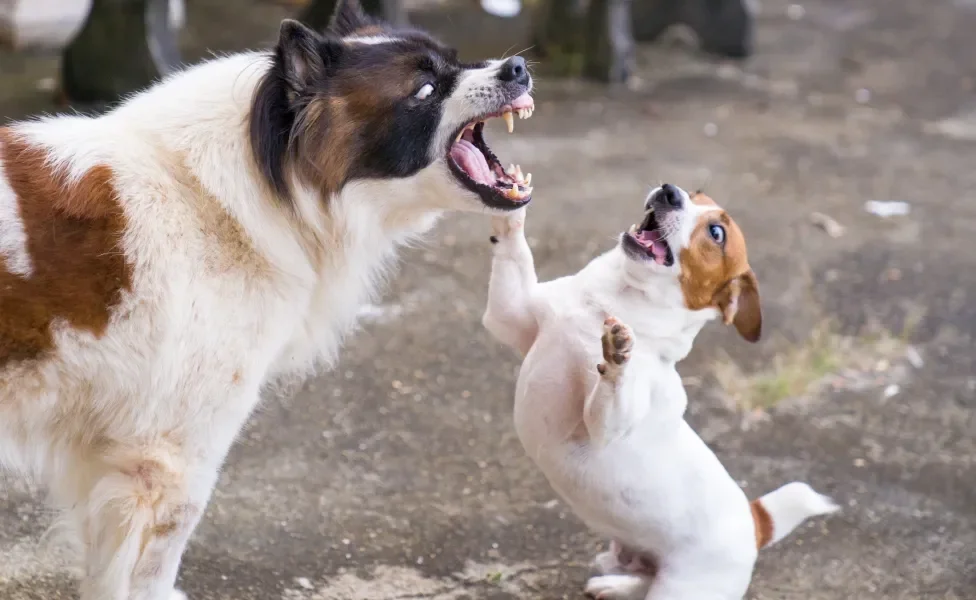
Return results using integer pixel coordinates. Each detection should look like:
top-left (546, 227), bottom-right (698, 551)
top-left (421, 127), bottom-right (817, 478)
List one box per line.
top-left (450, 140), bottom-right (494, 185)
top-left (650, 240), bottom-right (669, 263)
top-left (637, 230), bottom-right (669, 264)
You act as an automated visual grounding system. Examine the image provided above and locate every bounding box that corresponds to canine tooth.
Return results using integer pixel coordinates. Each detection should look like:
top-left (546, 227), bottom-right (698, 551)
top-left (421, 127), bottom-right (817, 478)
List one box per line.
top-left (503, 111), bottom-right (514, 133)
top-left (515, 164), bottom-right (523, 180)
top-left (508, 163), bottom-right (516, 176)
top-left (455, 130), bottom-right (464, 143)
top-left (525, 172), bottom-right (532, 185)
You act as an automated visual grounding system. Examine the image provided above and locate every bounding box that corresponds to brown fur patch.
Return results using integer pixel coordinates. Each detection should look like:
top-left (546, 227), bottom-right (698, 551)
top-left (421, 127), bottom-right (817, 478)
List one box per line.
top-left (350, 25), bottom-right (385, 37)
top-left (0, 128), bottom-right (133, 367)
top-left (295, 56), bottom-right (423, 195)
top-left (750, 499), bottom-right (774, 548)
top-left (679, 194), bottom-right (761, 342)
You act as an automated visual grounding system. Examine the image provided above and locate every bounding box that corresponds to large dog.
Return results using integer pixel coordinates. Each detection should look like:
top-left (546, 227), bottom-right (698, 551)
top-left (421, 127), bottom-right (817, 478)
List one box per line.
top-left (0, 1), bottom-right (533, 598)
top-left (483, 184), bottom-right (837, 599)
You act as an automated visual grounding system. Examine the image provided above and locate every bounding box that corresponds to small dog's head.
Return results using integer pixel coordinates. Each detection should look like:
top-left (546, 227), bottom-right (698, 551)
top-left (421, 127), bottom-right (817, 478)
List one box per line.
top-left (619, 184), bottom-right (762, 342)
top-left (250, 0), bottom-right (535, 212)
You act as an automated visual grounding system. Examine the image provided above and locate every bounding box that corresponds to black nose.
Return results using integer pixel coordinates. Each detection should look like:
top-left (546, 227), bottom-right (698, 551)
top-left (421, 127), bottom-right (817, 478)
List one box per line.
top-left (658, 183), bottom-right (683, 209)
top-left (498, 56), bottom-right (530, 85)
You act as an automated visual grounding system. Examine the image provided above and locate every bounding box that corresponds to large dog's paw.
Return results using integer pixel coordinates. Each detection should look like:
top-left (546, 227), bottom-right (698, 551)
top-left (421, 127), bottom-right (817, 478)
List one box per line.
top-left (489, 207), bottom-right (527, 243)
top-left (597, 317), bottom-right (633, 379)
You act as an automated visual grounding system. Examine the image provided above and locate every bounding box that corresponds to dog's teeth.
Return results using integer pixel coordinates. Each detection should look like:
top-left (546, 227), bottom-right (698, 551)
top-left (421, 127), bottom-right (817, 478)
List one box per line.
top-left (515, 164), bottom-right (523, 180)
top-left (455, 130), bottom-right (464, 143)
top-left (507, 163), bottom-right (516, 176)
top-left (502, 111), bottom-right (514, 133)
top-left (524, 186), bottom-right (533, 196)
top-left (524, 172), bottom-right (532, 186)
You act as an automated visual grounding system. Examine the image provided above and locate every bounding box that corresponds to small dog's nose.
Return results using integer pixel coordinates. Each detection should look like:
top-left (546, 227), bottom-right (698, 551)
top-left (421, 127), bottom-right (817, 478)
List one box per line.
top-left (658, 183), bottom-right (683, 209)
top-left (498, 56), bottom-right (530, 85)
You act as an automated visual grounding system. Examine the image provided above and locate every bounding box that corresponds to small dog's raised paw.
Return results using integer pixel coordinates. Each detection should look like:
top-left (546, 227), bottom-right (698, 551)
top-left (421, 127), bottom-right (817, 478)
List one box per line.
top-left (598, 317), bottom-right (633, 377)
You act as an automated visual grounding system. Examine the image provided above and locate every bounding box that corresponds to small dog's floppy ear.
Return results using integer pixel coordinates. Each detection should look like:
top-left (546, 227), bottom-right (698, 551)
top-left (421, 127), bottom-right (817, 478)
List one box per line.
top-left (329, 0), bottom-right (371, 36)
top-left (276, 20), bottom-right (342, 100)
top-left (717, 270), bottom-right (762, 343)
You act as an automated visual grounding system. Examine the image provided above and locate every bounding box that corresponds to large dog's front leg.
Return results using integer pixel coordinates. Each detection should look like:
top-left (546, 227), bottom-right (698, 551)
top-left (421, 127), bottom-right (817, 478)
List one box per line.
top-left (482, 208), bottom-right (540, 355)
top-left (584, 317), bottom-right (653, 445)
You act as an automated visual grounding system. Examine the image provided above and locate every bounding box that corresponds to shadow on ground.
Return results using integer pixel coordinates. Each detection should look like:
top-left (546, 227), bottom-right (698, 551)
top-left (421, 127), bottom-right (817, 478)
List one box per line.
top-left (1, 0), bottom-right (974, 598)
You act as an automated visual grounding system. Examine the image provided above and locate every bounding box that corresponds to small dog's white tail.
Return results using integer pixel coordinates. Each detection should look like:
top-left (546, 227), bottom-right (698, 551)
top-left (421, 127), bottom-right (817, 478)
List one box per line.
top-left (750, 482), bottom-right (839, 549)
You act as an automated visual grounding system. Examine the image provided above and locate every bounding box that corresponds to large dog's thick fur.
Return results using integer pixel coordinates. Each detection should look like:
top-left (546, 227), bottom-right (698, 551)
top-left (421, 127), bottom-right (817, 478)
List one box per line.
top-left (0, 1), bottom-right (533, 598)
top-left (482, 185), bottom-right (837, 600)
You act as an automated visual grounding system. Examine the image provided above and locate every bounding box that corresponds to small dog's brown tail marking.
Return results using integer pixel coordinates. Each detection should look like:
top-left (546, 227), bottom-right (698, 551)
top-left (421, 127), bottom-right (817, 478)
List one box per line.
top-left (750, 499), bottom-right (774, 549)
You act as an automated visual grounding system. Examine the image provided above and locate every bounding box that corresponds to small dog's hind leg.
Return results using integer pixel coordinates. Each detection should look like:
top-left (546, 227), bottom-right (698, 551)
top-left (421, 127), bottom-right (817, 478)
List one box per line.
top-left (585, 573), bottom-right (653, 600)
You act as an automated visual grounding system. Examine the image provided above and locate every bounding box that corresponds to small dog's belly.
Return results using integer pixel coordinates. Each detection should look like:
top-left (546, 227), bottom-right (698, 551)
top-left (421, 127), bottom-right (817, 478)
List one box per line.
top-left (528, 424), bottom-right (753, 557)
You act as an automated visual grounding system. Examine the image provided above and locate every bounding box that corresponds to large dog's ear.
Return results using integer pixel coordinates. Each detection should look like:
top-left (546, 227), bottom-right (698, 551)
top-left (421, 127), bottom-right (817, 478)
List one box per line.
top-left (328, 0), bottom-right (371, 36)
top-left (716, 270), bottom-right (762, 343)
top-left (276, 20), bottom-right (342, 99)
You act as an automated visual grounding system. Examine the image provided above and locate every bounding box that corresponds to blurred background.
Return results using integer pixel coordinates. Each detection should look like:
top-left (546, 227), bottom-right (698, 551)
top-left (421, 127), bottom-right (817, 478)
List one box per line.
top-left (1, 0), bottom-right (974, 598)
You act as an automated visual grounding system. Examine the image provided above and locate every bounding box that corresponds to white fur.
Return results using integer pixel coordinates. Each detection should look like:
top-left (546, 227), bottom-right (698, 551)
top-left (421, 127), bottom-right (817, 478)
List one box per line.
top-left (482, 188), bottom-right (837, 600)
top-left (0, 43), bottom-right (524, 599)
top-left (0, 174), bottom-right (32, 276)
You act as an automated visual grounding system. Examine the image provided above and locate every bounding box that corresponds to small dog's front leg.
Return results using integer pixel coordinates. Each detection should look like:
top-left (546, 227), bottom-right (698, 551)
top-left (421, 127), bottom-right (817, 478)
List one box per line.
top-left (584, 317), bottom-right (649, 445)
top-left (482, 208), bottom-right (539, 355)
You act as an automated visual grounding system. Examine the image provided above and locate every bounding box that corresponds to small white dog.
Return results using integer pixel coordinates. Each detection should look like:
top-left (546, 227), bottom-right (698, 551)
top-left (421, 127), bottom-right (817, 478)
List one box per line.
top-left (482, 184), bottom-right (838, 599)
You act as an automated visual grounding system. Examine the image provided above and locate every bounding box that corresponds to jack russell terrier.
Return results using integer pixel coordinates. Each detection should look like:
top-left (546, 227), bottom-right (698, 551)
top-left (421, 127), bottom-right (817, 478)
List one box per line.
top-left (482, 183), bottom-right (838, 599)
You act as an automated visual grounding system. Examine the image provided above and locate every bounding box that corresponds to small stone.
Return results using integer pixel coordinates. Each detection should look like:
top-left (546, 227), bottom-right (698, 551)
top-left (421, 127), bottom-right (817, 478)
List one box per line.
top-left (787, 4), bottom-right (806, 20)
top-left (855, 88), bottom-right (871, 103)
top-left (853, 458), bottom-right (867, 467)
top-left (809, 212), bottom-right (845, 238)
top-left (883, 384), bottom-right (900, 398)
top-left (905, 346), bottom-right (924, 368)
top-left (703, 122), bottom-right (719, 137)
top-left (296, 577), bottom-right (314, 590)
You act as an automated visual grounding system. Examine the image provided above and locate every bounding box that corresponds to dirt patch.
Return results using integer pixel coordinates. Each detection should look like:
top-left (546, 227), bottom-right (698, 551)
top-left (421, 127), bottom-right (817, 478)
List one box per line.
top-left (712, 312), bottom-right (925, 413)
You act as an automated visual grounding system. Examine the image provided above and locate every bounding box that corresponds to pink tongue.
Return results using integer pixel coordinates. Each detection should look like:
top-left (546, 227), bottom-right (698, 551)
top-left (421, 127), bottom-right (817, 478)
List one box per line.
top-left (636, 230), bottom-right (668, 264)
top-left (650, 240), bottom-right (668, 263)
top-left (450, 140), bottom-right (494, 185)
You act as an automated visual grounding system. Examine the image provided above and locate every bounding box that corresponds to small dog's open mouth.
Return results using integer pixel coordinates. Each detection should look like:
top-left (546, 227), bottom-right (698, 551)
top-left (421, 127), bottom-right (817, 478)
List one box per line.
top-left (448, 93), bottom-right (534, 210)
top-left (624, 208), bottom-right (674, 266)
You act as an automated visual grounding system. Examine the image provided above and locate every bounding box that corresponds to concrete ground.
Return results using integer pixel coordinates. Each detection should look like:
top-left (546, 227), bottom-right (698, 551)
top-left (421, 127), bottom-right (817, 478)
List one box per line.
top-left (1, 0), bottom-right (974, 598)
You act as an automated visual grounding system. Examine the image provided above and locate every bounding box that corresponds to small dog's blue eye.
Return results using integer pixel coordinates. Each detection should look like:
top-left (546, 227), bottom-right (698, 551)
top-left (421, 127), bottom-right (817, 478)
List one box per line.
top-left (709, 224), bottom-right (725, 244)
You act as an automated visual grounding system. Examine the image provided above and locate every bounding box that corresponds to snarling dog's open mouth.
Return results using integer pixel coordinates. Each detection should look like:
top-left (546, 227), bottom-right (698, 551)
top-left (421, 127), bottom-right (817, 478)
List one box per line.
top-left (448, 93), bottom-right (535, 210)
top-left (623, 206), bottom-right (674, 266)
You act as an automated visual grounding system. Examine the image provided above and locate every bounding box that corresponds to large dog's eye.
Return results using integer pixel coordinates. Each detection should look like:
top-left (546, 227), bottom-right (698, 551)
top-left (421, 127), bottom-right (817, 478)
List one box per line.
top-left (708, 224), bottom-right (726, 245)
top-left (415, 83), bottom-right (435, 100)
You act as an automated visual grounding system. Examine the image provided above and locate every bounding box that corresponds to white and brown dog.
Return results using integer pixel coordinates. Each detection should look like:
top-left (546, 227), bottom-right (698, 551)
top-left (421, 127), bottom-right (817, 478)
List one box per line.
top-left (0, 1), bottom-right (537, 598)
top-left (483, 184), bottom-right (838, 599)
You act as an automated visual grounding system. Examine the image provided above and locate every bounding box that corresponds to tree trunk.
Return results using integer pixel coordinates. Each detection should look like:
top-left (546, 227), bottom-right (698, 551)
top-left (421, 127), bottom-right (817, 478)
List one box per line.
top-left (584, 0), bottom-right (635, 84)
top-left (61, 0), bottom-right (179, 108)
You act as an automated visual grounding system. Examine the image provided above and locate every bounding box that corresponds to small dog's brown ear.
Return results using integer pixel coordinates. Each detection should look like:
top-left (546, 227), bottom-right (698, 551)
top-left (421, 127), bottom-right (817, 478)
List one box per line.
top-left (732, 270), bottom-right (761, 342)
top-left (716, 271), bottom-right (762, 343)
